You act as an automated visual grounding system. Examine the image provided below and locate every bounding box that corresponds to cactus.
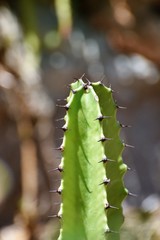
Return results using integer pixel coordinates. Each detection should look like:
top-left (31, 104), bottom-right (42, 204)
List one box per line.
top-left (54, 77), bottom-right (129, 240)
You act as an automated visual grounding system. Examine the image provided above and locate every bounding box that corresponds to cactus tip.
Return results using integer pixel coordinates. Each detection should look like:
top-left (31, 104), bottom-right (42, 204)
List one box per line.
top-left (83, 83), bottom-right (89, 90)
top-left (85, 77), bottom-right (92, 85)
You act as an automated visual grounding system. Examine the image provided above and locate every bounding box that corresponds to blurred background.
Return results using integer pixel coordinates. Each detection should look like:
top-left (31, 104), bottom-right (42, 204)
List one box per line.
top-left (0, 0), bottom-right (160, 239)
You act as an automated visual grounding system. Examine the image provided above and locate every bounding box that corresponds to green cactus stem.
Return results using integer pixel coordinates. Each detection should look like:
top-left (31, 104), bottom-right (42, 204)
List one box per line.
top-left (55, 77), bottom-right (128, 240)
top-left (92, 82), bottom-right (128, 240)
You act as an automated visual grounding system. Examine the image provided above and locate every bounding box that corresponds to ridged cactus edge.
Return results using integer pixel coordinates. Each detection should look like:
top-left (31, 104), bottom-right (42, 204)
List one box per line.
top-left (55, 77), bottom-right (129, 240)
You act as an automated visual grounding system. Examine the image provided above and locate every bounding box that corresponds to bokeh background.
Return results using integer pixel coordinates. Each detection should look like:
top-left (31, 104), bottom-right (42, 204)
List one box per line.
top-left (0, 0), bottom-right (160, 239)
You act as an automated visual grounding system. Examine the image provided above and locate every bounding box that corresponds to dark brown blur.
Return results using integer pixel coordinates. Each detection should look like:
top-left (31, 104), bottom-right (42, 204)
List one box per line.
top-left (0, 0), bottom-right (160, 239)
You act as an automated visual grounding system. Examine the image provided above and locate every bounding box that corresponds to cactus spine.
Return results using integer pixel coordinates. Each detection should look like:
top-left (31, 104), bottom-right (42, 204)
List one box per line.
top-left (55, 78), bottom-right (128, 240)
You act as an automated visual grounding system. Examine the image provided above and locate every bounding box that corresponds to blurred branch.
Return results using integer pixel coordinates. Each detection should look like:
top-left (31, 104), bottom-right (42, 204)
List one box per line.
top-left (17, 0), bottom-right (40, 57)
top-left (0, 5), bottom-right (54, 238)
top-left (54, 0), bottom-right (72, 38)
top-left (17, 119), bottom-right (38, 240)
top-left (108, 29), bottom-right (160, 67)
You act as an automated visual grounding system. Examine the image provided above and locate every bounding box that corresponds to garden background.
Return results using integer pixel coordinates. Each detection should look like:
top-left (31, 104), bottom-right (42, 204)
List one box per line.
top-left (0, 0), bottom-right (160, 239)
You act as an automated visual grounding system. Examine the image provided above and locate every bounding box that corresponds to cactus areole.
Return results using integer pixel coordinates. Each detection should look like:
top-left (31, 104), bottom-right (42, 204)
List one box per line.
top-left (56, 78), bottom-right (128, 240)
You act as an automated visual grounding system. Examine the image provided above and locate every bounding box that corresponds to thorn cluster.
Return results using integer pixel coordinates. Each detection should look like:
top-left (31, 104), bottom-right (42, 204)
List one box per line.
top-left (99, 156), bottom-right (115, 163)
top-left (95, 115), bottom-right (111, 121)
top-left (56, 104), bottom-right (70, 111)
top-left (98, 137), bottom-right (112, 142)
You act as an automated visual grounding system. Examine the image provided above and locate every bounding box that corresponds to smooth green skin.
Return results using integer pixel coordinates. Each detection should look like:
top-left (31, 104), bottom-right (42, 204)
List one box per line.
top-left (58, 79), bottom-right (127, 240)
